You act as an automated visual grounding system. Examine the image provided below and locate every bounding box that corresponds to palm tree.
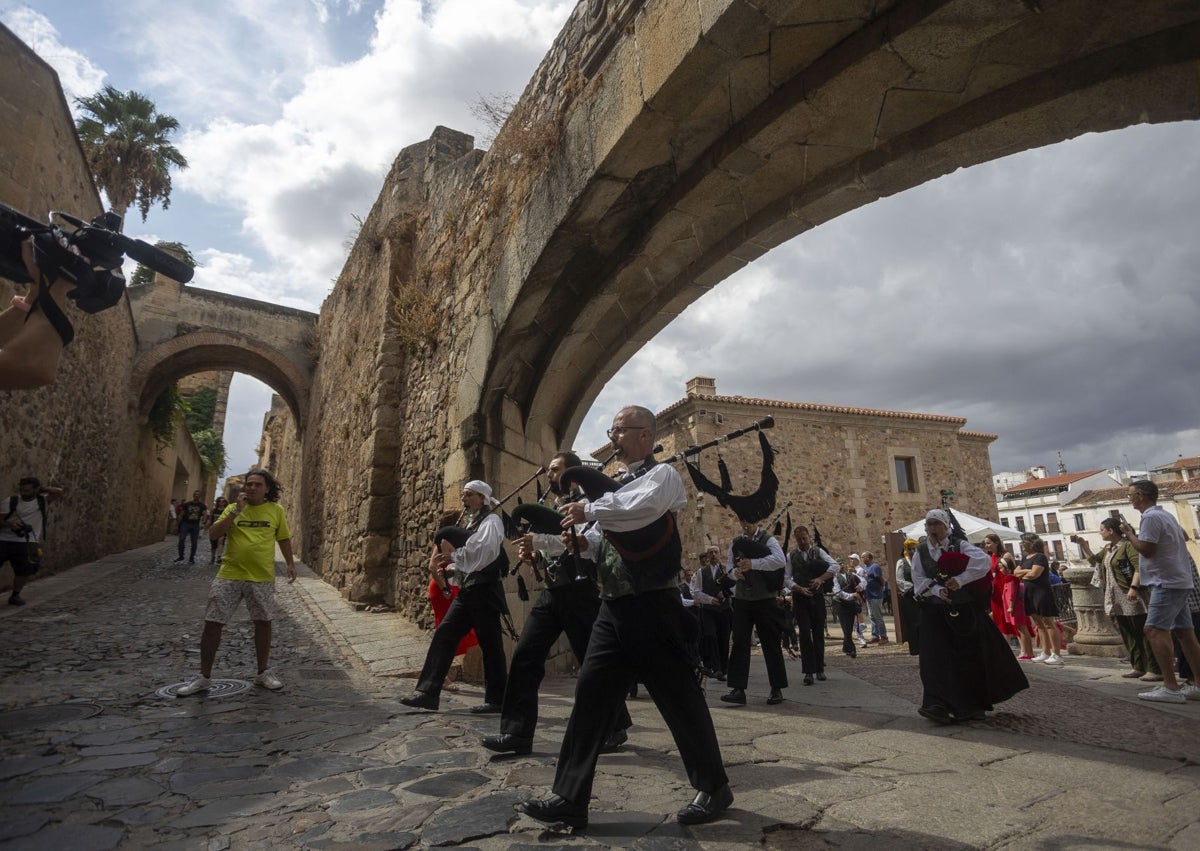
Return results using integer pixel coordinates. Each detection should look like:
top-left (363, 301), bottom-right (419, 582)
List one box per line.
top-left (75, 86), bottom-right (189, 226)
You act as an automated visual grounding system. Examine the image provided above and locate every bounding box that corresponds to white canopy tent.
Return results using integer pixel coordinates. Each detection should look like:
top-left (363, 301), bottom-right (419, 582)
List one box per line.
top-left (896, 511), bottom-right (1022, 545)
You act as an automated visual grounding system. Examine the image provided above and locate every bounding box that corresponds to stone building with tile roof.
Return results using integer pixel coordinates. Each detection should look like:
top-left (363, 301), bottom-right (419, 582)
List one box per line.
top-left (593, 377), bottom-right (998, 561)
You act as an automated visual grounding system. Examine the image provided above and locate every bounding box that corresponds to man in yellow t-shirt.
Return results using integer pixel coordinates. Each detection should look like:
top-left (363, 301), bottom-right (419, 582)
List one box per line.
top-left (177, 470), bottom-right (296, 695)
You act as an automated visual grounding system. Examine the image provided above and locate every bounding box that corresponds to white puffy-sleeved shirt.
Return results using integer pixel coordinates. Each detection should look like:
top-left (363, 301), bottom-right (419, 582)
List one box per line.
top-left (910, 536), bottom-right (990, 600)
top-left (582, 463), bottom-right (686, 532)
top-left (449, 511), bottom-right (505, 581)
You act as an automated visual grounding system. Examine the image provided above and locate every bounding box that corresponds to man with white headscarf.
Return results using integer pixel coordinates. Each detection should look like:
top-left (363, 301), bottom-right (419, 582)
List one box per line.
top-left (911, 508), bottom-right (1028, 724)
top-left (400, 480), bottom-right (509, 714)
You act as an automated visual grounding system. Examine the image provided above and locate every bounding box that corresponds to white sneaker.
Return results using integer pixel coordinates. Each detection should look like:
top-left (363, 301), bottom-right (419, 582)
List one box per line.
top-left (1179, 684), bottom-right (1200, 702)
top-left (176, 675), bottom-right (211, 696)
top-left (1031, 652), bottom-right (1048, 663)
top-left (1043, 654), bottom-right (1064, 666)
top-left (1138, 685), bottom-right (1186, 704)
top-left (255, 669), bottom-right (284, 690)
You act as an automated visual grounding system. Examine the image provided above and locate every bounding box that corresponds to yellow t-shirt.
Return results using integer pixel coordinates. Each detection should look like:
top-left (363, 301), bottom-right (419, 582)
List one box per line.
top-left (215, 501), bottom-right (290, 583)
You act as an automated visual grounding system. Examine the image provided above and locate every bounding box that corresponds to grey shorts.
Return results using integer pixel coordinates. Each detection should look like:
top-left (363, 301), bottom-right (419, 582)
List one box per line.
top-left (1145, 586), bottom-right (1194, 631)
top-left (204, 578), bottom-right (277, 623)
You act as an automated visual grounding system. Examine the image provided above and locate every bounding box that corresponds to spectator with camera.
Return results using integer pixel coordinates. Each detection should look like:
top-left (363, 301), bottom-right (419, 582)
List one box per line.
top-left (1, 476), bottom-right (64, 605)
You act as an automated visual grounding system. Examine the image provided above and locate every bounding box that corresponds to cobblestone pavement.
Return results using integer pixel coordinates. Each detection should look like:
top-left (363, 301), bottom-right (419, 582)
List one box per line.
top-left (2, 543), bottom-right (1198, 850)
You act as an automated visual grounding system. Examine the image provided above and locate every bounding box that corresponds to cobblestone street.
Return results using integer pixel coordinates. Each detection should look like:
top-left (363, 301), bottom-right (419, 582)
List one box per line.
top-left (2, 543), bottom-right (1199, 850)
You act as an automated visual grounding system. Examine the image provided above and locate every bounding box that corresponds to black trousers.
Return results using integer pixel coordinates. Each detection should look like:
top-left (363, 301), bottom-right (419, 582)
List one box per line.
top-left (727, 597), bottom-right (787, 691)
top-left (834, 601), bottom-right (859, 655)
top-left (415, 584), bottom-right (507, 705)
top-left (553, 589), bottom-right (727, 805)
top-left (500, 581), bottom-right (632, 739)
top-left (699, 605), bottom-right (731, 675)
top-left (177, 521), bottom-right (200, 559)
top-left (793, 592), bottom-right (827, 674)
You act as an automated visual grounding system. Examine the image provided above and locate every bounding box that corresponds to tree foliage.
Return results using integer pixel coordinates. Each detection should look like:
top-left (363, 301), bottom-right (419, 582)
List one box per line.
top-left (148, 383), bottom-right (184, 451)
top-left (192, 428), bottom-right (227, 478)
top-left (183, 387), bottom-right (217, 433)
top-left (75, 85), bottom-right (189, 224)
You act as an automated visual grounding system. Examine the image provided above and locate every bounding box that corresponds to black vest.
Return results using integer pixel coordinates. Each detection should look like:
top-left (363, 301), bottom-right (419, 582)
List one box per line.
top-left (458, 509), bottom-right (508, 590)
top-left (596, 456), bottom-right (683, 597)
top-left (788, 546), bottom-right (828, 595)
top-left (734, 529), bottom-right (784, 600)
top-left (917, 536), bottom-right (989, 607)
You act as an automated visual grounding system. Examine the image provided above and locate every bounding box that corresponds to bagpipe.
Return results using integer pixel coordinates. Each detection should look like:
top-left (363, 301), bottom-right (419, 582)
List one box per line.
top-left (730, 500), bottom-right (792, 562)
top-left (923, 505), bottom-right (992, 608)
top-left (560, 415), bottom-right (780, 566)
top-left (728, 500), bottom-right (792, 593)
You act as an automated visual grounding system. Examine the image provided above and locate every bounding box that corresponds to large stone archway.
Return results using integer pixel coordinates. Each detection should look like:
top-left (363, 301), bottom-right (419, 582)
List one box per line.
top-left (470, 0), bottom-right (1200, 470)
top-left (126, 279), bottom-right (318, 429)
top-left (295, 0), bottom-right (1200, 615)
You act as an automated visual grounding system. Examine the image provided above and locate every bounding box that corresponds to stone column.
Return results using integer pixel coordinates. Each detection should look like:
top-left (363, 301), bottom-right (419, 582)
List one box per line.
top-left (1064, 565), bottom-right (1125, 658)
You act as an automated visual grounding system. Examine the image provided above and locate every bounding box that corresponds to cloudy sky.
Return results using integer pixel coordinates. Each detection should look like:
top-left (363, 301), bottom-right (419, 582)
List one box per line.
top-left (5, 0), bottom-right (1198, 488)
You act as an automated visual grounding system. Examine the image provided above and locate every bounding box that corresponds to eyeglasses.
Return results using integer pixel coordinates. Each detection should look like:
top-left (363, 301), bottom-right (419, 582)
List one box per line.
top-left (606, 425), bottom-right (646, 439)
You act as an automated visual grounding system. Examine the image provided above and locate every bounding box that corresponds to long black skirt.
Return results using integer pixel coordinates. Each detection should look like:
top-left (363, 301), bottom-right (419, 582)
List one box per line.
top-left (918, 601), bottom-right (1028, 718)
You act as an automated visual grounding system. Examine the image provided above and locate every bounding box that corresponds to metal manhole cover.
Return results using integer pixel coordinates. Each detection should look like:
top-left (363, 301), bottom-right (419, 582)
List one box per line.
top-left (156, 679), bottom-right (253, 699)
top-left (0, 702), bottom-right (104, 732)
top-left (298, 668), bottom-right (351, 680)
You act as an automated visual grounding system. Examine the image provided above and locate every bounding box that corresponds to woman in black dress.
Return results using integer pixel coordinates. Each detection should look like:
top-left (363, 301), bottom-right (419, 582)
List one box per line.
top-left (911, 509), bottom-right (1029, 724)
top-left (1013, 532), bottom-right (1062, 666)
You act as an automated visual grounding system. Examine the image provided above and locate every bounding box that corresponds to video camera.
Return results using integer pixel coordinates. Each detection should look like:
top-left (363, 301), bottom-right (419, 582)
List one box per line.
top-left (0, 202), bottom-right (194, 314)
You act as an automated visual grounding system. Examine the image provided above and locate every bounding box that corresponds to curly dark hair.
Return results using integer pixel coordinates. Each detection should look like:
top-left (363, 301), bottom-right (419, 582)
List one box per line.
top-left (244, 469), bottom-right (281, 502)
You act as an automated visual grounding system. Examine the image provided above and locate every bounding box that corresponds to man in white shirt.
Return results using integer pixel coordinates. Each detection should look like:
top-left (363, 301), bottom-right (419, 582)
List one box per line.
top-left (1121, 480), bottom-right (1200, 703)
top-left (2, 476), bottom-right (63, 606)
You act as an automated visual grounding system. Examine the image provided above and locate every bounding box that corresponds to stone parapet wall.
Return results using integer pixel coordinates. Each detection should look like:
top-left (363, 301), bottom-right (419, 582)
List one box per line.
top-left (0, 25), bottom-right (185, 582)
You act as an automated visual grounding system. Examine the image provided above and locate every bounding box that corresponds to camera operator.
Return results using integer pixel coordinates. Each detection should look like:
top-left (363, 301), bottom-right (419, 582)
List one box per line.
top-left (0, 238), bottom-right (77, 390)
top-left (1, 476), bottom-right (65, 605)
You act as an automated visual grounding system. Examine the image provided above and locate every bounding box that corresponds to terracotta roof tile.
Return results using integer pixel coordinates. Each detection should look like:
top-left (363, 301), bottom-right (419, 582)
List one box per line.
top-left (1064, 487), bottom-right (1128, 507)
top-left (658, 393), bottom-right (977, 428)
top-left (1152, 455), bottom-right (1200, 472)
top-left (1002, 470), bottom-right (1105, 494)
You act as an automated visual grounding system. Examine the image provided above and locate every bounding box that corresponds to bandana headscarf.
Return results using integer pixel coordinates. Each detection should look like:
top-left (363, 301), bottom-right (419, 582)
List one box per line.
top-left (924, 509), bottom-right (950, 528)
top-left (463, 480), bottom-right (499, 506)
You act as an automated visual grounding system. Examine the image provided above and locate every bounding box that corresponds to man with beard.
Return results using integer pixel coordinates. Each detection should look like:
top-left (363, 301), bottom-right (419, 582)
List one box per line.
top-left (482, 451), bottom-right (632, 755)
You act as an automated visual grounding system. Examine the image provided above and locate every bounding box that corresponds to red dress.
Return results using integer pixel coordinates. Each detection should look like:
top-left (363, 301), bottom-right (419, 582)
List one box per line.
top-left (989, 555), bottom-right (1016, 636)
top-left (427, 578), bottom-right (478, 656)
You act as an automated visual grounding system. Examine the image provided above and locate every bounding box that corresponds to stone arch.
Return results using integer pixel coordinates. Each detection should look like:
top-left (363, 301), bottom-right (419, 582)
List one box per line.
top-left (131, 330), bottom-right (309, 430)
top-left (471, 0), bottom-right (1200, 452)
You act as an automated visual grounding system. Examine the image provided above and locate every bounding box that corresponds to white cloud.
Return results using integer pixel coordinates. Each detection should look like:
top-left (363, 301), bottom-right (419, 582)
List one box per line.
top-left (1, 7), bottom-right (106, 106)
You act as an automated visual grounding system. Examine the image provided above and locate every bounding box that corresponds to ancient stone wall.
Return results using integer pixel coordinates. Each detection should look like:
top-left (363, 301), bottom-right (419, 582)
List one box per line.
top-left (0, 25), bottom-right (187, 582)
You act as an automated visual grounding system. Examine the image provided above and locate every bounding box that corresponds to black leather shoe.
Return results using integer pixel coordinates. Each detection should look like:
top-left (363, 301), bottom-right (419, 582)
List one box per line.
top-left (599, 727), bottom-right (628, 754)
top-left (519, 794), bottom-right (588, 829)
top-left (399, 691), bottom-right (438, 711)
top-left (719, 688), bottom-right (746, 705)
top-left (676, 783), bottom-right (733, 825)
top-left (482, 733), bottom-right (532, 755)
top-left (815, 672), bottom-right (826, 681)
top-left (469, 702), bottom-right (502, 715)
top-left (715, 671), bottom-right (726, 681)
top-left (766, 688), bottom-right (784, 705)
top-left (918, 705), bottom-right (953, 725)
top-left (803, 674), bottom-right (814, 686)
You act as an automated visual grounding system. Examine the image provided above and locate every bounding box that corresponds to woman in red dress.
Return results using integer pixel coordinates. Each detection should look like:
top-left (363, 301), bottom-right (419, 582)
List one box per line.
top-left (983, 534), bottom-right (1034, 660)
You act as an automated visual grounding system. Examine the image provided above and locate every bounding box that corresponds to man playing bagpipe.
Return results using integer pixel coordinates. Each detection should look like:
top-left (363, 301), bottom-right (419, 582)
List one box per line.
top-left (787, 524), bottom-right (839, 686)
top-left (481, 452), bottom-right (632, 756)
top-left (400, 481), bottom-right (509, 714)
top-left (519, 405), bottom-right (731, 830)
top-left (911, 508), bottom-right (1028, 724)
top-left (720, 515), bottom-right (789, 706)
top-left (690, 544), bottom-right (735, 679)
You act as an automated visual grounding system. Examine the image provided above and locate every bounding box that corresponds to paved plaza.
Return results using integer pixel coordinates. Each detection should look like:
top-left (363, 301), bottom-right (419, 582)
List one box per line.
top-left (1, 542), bottom-right (1198, 850)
